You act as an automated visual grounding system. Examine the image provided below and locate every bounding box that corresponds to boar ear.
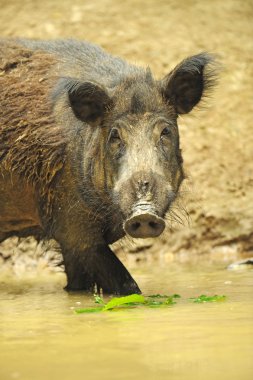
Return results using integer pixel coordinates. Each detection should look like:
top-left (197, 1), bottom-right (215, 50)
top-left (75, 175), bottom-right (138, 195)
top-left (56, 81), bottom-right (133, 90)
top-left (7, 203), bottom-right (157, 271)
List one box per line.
top-left (54, 78), bottom-right (112, 123)
top-left (67, 80), bottom-right (112, 123)
top-left (160, 53), bottom-right (217, 114)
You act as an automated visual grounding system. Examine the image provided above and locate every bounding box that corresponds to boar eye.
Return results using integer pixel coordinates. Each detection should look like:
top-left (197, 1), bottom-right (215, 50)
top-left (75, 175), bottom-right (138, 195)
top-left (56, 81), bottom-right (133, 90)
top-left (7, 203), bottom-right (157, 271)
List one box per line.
top-left (108, 127), bottom-right (125, 159)
top-left (160, 126), bottom-right (171, 139)
top-left (109, 128), bottom-right (121, 141)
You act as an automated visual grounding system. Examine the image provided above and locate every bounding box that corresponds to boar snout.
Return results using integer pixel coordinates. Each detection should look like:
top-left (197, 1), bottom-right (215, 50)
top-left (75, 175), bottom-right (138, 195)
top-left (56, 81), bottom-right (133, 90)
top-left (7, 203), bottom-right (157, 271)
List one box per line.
top-left (124, 204), bottom-right (165, 238)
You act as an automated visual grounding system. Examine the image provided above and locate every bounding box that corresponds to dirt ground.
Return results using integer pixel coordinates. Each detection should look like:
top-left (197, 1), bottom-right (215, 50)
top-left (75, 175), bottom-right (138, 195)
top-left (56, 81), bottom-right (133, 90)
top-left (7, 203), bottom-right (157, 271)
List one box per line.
top-left (0, 0), bottom-right (252, 273)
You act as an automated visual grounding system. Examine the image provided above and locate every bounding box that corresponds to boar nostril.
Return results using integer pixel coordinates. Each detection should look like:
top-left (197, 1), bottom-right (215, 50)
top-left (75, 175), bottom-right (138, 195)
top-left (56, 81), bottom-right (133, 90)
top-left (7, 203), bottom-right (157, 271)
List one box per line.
top-left (132, 222), bottom-right (141, 231)
top-left (149, 221), bottom-right (159, 230)
top-left (124, 212), bottom-right (165, 239)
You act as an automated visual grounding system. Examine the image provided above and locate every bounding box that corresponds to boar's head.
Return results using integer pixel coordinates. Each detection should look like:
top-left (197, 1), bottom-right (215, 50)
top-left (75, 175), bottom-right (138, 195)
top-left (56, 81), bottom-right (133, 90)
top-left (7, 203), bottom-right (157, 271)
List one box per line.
top-left (59, 53), bottom-right (216, 240)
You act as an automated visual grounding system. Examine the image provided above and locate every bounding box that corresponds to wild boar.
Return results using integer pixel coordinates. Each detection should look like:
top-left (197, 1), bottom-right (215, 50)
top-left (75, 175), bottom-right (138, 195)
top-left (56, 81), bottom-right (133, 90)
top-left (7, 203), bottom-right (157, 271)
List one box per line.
top-left (0, 39), bottom-right (216, 294)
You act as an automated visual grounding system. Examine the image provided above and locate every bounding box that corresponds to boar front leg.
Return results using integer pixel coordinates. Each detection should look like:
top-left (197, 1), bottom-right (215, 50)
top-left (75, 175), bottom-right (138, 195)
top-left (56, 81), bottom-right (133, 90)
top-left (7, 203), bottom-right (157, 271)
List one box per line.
top-left (62, 244), bottom-right (141, 295)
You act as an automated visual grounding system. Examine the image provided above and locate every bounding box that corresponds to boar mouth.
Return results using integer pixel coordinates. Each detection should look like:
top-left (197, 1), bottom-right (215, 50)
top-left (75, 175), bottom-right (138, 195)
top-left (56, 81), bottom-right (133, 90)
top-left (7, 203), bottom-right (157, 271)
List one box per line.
top-left (123, 202), bottom-right (165, 239)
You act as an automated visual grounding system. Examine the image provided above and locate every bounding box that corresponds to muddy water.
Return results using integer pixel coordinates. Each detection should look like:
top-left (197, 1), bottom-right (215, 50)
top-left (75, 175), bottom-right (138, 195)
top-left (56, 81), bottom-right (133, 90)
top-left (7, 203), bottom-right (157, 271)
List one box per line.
top-left (0, 263), bottom-right (252, 380)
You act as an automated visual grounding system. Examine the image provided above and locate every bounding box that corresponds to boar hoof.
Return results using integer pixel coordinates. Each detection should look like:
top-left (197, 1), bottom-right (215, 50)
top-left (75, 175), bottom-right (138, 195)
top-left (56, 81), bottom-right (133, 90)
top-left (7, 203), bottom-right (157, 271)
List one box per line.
top-left (101, 281), bottom-right (141, 296)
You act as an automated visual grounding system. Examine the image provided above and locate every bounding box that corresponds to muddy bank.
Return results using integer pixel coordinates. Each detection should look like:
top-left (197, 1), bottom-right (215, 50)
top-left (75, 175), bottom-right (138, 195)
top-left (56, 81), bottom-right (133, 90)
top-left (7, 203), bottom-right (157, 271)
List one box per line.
top-left (0, 0), bottom-right (252, 272)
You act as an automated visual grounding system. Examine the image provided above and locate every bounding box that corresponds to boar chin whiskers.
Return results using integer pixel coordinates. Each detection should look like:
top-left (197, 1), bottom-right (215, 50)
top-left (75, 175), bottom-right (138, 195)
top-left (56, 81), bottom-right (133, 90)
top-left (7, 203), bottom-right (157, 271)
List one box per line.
top-left (165, 191), bottom-right (191, 228)
top-left (174, 203), bottom-right (191, 227)
top-left (165, 208), bottom-right (185, 228)
top-left (120, 234), bottom-right (136, 251)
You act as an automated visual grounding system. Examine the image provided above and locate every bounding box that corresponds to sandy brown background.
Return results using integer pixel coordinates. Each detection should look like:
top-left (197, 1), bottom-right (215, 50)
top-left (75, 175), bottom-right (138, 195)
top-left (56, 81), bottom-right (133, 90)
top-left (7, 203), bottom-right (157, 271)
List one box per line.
top-left (0, 0), bottom-right (252, 272)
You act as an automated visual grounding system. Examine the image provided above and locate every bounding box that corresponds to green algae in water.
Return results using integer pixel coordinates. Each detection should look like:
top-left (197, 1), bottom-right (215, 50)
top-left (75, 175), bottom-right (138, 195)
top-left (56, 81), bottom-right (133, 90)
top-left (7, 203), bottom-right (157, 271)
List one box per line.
top-left (103, 294), bottom-right (146, 310)
top-left (75, 293), bottom-right (227, 313)
top-left (75, 293), bottom-right (180, 313)
top-left (75, 307), bottom-right (104, 314)
top-left (147, 294), bottom-right (181, 299)
top-left (94, 294), bottom-right (104, 304)
top-left (189, 294), bottom-right (226, 303)
top-left (146, 294), bottom-right (181, 307)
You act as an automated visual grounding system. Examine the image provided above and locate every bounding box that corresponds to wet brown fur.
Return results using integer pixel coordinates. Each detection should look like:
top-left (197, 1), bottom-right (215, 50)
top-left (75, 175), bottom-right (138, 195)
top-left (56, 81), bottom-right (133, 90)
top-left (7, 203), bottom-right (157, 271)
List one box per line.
top-left (0, 42), bottom-right (66, 218)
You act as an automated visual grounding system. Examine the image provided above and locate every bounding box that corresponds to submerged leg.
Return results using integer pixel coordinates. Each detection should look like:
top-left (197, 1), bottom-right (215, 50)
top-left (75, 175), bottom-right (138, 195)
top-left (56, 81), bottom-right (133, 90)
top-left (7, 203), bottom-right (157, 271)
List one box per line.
top-left (62, 244), bottom-right (141, 295)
